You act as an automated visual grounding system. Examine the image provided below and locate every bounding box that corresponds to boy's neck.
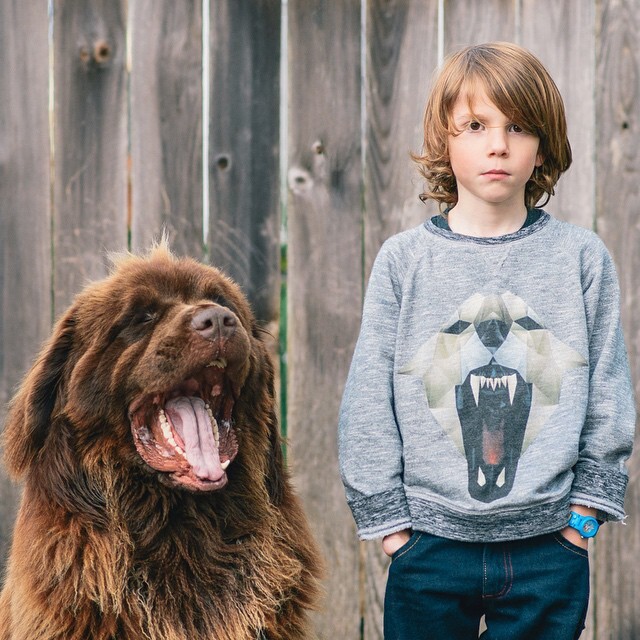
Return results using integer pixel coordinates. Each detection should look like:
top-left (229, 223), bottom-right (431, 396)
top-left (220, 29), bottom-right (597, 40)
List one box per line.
top-left (446, 202), bottom-right (528, 237)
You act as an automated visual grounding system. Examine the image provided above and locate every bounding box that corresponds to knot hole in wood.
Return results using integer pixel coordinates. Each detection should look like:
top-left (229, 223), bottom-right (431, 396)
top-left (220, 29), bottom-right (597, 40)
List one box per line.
top-left (287, 167), bottom-right (313, 196)
top-left (93, 40), bottom-right (111, 65)
top-left (215, 155), bottom-right (231, 171)
top-left (79, 40), bottom-right (112, 68)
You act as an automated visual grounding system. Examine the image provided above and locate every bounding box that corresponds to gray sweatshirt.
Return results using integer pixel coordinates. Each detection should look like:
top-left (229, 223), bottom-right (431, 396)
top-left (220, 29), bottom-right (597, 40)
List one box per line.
top-left (338, 211), bottom-right (636, 542)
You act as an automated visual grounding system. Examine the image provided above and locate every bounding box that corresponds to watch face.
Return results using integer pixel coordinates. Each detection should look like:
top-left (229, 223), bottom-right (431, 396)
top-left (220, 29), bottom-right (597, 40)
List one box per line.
top-left (569, 512), bottom-right (599, 538)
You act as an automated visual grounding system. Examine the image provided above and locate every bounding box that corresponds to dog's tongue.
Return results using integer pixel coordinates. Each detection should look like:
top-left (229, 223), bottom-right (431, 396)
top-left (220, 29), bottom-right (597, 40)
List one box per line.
top-left (164, 397), bottom-right (224, 481)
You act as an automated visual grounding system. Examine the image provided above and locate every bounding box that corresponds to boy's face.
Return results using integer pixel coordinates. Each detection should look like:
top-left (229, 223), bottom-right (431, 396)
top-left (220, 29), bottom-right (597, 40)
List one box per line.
top-left (448, 89), bottom-right (543, 212)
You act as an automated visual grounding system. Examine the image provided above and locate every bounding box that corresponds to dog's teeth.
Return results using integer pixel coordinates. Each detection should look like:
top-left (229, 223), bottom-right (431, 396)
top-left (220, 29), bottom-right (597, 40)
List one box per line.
top-left (206, 358), bottom-right (227, 369)
top-left (478, 467), bottom-right (487, 487)
top-left (159, 416), bottom-right (172, 440)
top-left (470, 375), bottom-right (481, 406)
top-left (496, 468), bottom-right (506, 488)
top-left (506, 374), bottom-right (517, 405)
top-left (161, 422), bottom-right (177, 447)
top-left (220, 460), bottom-right (230, 471)
top-left (158, 409), bottom-right (184, 453)
top-left (205, 406), bottom-right (220, 448)
top-left (471, 374), bottom-right (516, 403)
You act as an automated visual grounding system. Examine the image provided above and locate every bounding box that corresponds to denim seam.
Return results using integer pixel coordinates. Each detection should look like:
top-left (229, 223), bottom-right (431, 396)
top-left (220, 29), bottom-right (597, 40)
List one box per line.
top-left (394, 533), bottom-right (423, 561)
top-left (483, 549), bottom-right (514, 599)
top-left (552, 533), bottom-right (589, 559)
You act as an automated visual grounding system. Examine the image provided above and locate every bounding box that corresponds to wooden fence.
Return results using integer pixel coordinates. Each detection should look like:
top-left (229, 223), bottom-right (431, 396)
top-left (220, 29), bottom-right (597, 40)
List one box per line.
top-left (0, 0), bottom-right (638, 637)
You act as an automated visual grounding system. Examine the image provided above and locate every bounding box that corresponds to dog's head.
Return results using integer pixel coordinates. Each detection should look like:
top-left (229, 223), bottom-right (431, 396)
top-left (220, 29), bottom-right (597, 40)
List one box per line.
top-left (3, 242), bottom-right (285, 500)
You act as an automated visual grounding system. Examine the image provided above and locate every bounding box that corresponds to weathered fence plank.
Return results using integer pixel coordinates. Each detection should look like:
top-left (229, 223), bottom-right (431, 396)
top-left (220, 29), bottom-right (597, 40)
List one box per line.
top-left (130, 0), bottom-right (204, 258)
top-left (521, 0), bottom-right (596, 230)
top-left (0, 0), bottom-right (51, 579)
top-left (365, 0), bottom-right (440, 275)
top-left (209, 0), bottom-right (281, 325)
top-left (362, 1), bottom-right (440, 635)
top-left (444, 0), bottom-right (516, 53)
top-left (287, 1), bottom-right (363, 636)
top-left (52, 0), bottom-right (129, 315)
top-left (594, 1), bottom-right (640, 638)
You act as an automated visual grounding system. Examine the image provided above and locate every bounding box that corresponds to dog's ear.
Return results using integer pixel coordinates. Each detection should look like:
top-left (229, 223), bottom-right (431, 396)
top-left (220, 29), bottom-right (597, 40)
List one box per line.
top-left (3, 306), bottom-right (77, 477)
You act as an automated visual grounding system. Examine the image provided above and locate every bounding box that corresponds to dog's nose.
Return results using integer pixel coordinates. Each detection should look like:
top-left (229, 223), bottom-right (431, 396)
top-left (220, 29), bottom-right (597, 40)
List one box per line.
top-left (191, 306), bottom-right (237, 340)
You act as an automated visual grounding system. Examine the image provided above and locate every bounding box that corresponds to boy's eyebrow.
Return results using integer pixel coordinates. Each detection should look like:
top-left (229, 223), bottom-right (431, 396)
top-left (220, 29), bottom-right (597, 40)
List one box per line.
top-left (453, 110), bottom-right (520, 126)
top-left (453, 111), bottom-right (484, 123)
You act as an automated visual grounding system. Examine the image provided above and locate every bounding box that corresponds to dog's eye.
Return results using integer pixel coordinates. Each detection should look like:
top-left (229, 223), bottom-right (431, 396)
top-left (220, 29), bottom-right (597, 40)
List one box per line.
top-left (515, 316), bottom-right (543, 331)
top-left (131, 310), bottom-right (158, 326)
top-left (105, 308), bottom-right (159, 345)
top-left (443, 320), bottom-right (471, 335)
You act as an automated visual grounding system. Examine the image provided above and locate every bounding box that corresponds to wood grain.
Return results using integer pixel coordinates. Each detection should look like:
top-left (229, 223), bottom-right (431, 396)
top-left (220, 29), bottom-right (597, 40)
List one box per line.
top-left (52, 0), bottom-right (128, 314)
top-left (593, 1), bottom-right (640, 638)
top-left (521, 0), bottom-right (596, 229)
top-left (364, 0), bottom-right (440, 277)
top-left (444, 0), bottom-right (516, 54)
top-left (130, 0), bottom-right (204, 258)
top-left (209, 0), bottom-right (281, 325)
top-left (287, 1), bottom-right (363, 636)
top-left (0, 0), bottom-right (51, 583)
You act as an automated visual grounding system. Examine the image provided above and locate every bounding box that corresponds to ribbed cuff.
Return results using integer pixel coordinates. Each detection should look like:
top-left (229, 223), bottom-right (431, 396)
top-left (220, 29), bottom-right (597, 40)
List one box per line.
top-left (571, 459), bottom-right (628, 521)
top-left (347, 487), bottom-right (412, 540)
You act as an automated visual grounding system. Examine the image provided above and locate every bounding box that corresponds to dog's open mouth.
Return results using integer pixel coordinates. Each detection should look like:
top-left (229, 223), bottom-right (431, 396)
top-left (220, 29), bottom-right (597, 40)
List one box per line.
top-left (128, 358), bottom-right (239, 491)
top-left (456, 359), bottom-right (532, 502)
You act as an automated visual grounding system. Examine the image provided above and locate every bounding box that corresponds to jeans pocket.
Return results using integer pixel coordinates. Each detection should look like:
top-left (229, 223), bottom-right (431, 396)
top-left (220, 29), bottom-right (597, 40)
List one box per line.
top-left (391, 531), bottom-right (423, 562)
top-left (551, 532), bottom-right (589, 559)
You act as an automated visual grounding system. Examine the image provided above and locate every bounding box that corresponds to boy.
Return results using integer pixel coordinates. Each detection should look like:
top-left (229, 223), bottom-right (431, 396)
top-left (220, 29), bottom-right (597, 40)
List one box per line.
top-left (338, 42), bottom-right (635, 639)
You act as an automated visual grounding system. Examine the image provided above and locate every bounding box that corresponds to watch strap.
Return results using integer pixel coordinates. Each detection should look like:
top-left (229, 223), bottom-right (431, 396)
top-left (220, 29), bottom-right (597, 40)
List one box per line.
top-left (568, 511), bottom-right (600, 538)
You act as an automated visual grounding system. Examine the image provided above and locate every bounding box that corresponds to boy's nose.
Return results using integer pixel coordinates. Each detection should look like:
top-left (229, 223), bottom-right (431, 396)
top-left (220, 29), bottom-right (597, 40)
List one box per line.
top-left (487, 129), bottom-right (509, 156)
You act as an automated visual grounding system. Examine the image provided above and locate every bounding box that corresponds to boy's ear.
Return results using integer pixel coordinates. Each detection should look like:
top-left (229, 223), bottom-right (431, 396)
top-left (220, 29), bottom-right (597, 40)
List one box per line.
top-left (3, 307), bottom-right (77, 477)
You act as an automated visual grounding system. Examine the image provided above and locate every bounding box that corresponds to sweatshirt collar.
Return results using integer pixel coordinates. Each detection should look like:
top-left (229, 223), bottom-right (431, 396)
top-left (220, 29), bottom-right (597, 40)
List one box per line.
top-left (424, 209), bottom-right (551, 245)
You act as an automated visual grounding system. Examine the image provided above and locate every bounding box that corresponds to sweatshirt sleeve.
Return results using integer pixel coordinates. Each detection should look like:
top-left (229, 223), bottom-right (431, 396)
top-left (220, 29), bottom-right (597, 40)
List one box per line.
top-left (570, 239), bottom-right (636, 521)
top-left (338, 242), bottom-right (412, 540)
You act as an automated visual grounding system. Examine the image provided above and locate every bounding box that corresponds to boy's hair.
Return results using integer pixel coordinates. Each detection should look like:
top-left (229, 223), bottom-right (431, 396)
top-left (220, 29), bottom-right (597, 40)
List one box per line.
top-left (413, 42), bottom-right (572, 208)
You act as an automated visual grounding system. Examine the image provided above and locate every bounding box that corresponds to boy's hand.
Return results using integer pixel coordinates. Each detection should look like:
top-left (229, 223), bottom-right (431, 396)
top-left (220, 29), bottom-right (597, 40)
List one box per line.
top-left (382, 529), bottom-right (412, 557)
top-left (560, 505), bottom-right (598, 550)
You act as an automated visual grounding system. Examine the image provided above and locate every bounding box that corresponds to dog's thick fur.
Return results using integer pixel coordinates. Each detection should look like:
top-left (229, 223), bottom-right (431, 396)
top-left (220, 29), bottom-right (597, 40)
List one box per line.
top-left (0, 244), bottom-right (322, 640)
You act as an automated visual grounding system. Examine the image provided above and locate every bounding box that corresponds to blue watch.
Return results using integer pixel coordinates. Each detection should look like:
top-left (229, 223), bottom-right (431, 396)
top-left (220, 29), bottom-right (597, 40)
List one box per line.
top-left (567, 511), bottom-right (600, 538)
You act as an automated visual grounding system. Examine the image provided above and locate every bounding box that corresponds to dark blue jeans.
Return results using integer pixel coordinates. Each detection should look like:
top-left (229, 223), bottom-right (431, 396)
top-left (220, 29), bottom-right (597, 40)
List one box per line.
top-left (384, 530), bottom-right (590, 640)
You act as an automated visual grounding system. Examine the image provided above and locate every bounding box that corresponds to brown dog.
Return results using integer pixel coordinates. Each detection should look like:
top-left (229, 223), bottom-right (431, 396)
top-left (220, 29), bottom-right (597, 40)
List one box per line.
top-left (0, 242), bottom-right (322, 640)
